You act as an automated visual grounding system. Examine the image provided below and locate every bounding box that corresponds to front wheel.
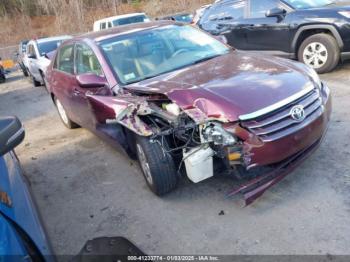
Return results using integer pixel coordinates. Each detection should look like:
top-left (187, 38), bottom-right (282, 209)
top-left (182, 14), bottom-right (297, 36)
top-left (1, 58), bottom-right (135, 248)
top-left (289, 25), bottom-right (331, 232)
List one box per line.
top-left (136, 136), bottom-right (178, 196)
top-left (298, 33), bottom-right (339, 74)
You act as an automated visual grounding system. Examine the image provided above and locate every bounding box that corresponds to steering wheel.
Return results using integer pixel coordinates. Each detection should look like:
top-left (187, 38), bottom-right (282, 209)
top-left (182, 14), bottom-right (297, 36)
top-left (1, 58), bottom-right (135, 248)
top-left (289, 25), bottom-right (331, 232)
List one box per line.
top-left (171, 49), bottom-right (189, 58)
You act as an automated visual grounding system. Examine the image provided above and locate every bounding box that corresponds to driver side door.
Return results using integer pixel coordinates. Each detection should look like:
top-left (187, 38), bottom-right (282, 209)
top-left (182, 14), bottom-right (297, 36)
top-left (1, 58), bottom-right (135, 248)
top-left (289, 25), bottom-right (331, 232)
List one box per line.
top-left (72, 43), bottom-right (111, 129)
top-left (242, 0), bottom-right (292, 52)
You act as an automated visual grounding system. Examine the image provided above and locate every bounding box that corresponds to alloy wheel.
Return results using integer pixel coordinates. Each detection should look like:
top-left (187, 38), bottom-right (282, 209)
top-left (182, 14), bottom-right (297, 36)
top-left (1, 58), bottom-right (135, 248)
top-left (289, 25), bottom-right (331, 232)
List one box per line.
top-left (136, 143), bottom-right (153, 185)
top-left (56, 99), bottom-right (69, 125)
top-left (303, 42), bottom-right (328, 69)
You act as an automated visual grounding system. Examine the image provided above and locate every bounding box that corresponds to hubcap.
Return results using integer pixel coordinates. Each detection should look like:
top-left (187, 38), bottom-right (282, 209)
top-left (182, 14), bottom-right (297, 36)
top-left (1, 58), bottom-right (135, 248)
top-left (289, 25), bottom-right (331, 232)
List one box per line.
top-left (136, 144), bottom-right (153, 185)
top-left (56, 99), bottom-right (69, 125)
top-left (303, 42), bottom-right (328, 69)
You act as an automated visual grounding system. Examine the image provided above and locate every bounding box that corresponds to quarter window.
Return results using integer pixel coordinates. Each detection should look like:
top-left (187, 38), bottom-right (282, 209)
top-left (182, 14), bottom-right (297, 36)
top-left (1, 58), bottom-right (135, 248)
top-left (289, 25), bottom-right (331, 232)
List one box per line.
top-left (75, 44), bottom-right (103, 76)
top-left (57, 45), bottom-right (74, 74)
top-left (250, 0), bottom-right (280, 18)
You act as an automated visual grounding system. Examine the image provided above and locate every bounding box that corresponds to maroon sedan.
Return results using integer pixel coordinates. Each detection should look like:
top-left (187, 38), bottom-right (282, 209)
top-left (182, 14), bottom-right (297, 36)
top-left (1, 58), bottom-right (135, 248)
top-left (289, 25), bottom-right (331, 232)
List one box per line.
top-left (46, 21), bottom-right (331, 205)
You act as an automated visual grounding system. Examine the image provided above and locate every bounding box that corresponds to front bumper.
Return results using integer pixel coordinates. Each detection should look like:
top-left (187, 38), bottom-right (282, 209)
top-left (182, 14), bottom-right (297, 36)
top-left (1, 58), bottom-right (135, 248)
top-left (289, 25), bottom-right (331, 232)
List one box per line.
top-left (242, 84), bottom-right (331, 168)
top-left (228, 84), bottom-right (331, 205)
top-left (228, 136), bottom-right (325, 205)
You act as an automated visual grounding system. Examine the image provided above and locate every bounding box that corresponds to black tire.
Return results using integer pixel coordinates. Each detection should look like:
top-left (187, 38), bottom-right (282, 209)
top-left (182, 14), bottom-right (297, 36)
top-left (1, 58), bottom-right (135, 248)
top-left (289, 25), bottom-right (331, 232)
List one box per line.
top-left (0, 75), bottom-right (5, 84)
top-left (135, 136), bottom-right (178, 196)
top-left (298, 33), bottom-right (340, 74)
top-left (23, 69), bottom-right (29, 77)
top-left (40, 71), bottom-right (48, 92)
top-left (33, 76), bottom-right (41, 87)
top-left (54, 97), bottom-right (79, 129)
top-left (20, 64), bottom-right (29, 77)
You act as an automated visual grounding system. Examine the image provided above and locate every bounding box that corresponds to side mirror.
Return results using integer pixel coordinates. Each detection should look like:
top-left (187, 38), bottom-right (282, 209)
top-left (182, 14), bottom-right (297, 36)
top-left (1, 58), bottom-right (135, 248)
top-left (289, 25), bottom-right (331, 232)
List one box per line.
top-left (266, 7), bottom-right (286, 18)
top-left (0, 116), bottom-right (25, 156)
top-left (76, 73), bottom-right (107, 88)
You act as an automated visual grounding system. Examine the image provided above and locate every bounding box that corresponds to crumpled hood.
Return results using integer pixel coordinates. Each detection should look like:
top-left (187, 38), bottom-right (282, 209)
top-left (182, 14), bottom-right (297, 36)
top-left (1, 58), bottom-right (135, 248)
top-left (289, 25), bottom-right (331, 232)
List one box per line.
top-left (126, 51), bottom-right (315, 122)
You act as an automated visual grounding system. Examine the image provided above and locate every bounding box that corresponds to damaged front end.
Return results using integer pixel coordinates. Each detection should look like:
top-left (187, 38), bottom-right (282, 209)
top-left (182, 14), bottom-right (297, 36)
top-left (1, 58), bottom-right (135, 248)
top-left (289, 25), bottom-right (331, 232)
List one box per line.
top-left (87, 81), bottom-right (331, 205)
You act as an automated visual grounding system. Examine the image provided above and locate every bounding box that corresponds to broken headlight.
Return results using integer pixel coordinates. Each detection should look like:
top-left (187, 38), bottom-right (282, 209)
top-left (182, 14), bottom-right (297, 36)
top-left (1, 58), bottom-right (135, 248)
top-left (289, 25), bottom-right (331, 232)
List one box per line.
top-left (202, 123), bottom-right (237, 146)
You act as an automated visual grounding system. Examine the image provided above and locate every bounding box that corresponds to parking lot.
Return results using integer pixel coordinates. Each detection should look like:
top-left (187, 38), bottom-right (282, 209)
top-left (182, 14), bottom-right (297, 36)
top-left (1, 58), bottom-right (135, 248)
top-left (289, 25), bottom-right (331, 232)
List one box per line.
top-left (1, 61), bottom-right (350, 255)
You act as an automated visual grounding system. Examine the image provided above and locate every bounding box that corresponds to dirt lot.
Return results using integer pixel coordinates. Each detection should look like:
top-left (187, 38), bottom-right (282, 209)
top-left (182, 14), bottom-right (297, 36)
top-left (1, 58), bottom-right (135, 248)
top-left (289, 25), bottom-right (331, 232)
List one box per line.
top-left (1, 62), bottom-right (350, 256)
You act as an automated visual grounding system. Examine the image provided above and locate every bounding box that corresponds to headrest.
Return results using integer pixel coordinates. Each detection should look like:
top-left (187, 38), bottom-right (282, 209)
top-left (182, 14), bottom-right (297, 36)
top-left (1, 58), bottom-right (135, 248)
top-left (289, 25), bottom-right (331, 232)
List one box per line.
top-left (112, 43), bottom-right (128, 54)
top-left (139, 42), bottom-right (156, 56)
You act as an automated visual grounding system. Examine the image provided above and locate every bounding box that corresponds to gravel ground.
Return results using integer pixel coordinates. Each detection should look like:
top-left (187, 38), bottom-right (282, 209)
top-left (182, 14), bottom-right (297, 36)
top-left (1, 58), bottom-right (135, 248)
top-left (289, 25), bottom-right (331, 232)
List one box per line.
top-left (1, 62), bottom-right (350, 256)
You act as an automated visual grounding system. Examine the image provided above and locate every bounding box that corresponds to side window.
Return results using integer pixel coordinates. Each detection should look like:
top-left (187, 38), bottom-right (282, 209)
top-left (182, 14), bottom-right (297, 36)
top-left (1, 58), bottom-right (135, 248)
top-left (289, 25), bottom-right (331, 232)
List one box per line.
top-left (75, 44), bottom-right (103, 76)
top-left (108, 21), bottom-right (112, 28)
top-left (100, 22), bottom-right (106, 30)
top-left (249, 0), bottom-right (279, 18)
top-left (28, 44), bottom-right (35, 57)
top-left (206, 1), bottom-right (246, 21)
top-left (57, 45), bottom-right (74, 74)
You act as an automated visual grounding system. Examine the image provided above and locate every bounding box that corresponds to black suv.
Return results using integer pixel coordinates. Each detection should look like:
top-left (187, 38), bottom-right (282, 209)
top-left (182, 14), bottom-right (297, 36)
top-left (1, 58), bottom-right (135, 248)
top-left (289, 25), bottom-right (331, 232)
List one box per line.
top-left (198, 0), bottom-right (350, 73)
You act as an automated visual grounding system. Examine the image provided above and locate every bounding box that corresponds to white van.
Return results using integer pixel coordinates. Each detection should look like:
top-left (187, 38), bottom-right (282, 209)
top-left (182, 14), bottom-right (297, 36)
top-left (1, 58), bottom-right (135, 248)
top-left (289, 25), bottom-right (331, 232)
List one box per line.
top-left (93, 13), bottom-right (151, 31)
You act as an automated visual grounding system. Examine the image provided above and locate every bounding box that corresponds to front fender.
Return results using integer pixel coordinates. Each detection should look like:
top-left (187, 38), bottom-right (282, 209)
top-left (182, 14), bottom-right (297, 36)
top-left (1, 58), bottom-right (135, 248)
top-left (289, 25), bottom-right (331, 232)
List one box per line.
top-left (291, 24), bottom-right (344, 52)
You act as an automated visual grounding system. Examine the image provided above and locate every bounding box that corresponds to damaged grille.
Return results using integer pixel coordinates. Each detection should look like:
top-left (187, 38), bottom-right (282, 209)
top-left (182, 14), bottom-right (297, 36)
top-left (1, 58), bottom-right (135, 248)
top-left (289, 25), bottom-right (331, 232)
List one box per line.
top-left (241, 89), bottom-right (324, 142)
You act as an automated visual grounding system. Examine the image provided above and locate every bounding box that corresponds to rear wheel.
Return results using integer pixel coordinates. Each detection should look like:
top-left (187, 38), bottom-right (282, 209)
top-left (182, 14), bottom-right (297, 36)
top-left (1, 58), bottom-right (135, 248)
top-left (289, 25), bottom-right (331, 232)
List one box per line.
top-left (298, 33), bottom-right (339, 74)
top-left (135, 136), bottom-right (178, 196)
top-left (20, 64), bottom-right (29, 77)
top-left (23, 69), bottom-right (29, 77)
top-left (54, 97), bottom-right (79, 129)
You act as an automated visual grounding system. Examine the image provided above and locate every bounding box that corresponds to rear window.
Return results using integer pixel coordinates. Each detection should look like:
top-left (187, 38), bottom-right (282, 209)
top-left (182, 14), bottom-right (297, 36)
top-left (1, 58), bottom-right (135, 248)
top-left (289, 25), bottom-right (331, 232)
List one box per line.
top-left (38, 40), bottom-right (64, 56)
top-left (113, 15), bottom-right (149, 26)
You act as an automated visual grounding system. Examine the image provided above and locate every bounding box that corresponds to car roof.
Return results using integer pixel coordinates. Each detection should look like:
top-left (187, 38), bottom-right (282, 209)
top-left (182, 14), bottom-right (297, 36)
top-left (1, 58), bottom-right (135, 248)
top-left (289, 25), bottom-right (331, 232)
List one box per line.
top-left (163, 12), bottom-right (192, 17)
top-left (95, 12), bottom-right (147, 23)
top-left (76, 21), bottom-right (175, 43)
top-left (33, 35), bottom-right (72, 44)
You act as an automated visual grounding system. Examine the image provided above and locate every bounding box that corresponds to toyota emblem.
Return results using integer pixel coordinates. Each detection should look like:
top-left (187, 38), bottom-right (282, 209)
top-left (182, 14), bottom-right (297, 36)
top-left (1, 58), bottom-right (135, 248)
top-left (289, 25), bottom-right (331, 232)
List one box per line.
top-left (290, 105), bottom-right (306, 122)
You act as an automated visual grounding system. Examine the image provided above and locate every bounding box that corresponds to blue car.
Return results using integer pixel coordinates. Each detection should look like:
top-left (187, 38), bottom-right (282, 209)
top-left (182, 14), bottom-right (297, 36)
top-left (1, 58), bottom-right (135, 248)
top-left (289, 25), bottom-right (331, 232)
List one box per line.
top-left (0, 116), bottom-right (54, 261)
top-left (0, 116), bottom-right (147, 261)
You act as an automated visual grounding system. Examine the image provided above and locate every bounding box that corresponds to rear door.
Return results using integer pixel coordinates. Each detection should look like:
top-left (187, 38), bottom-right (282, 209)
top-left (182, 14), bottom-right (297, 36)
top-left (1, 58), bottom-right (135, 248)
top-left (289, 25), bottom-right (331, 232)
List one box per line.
top-left (242, 0), bottom-right (292, 51)
top-left (200, 0), bottom-right (248, 49)
top-left (51, 44), bottom-right (77, 122)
